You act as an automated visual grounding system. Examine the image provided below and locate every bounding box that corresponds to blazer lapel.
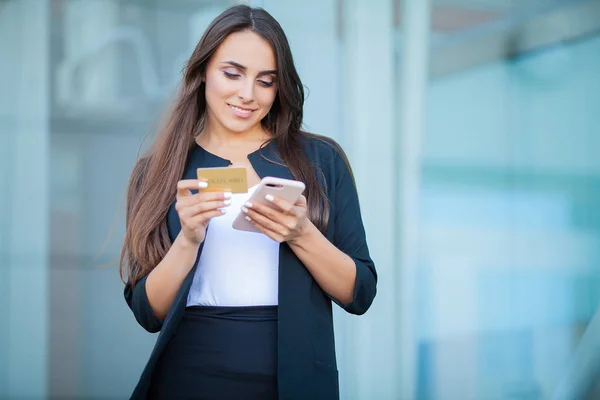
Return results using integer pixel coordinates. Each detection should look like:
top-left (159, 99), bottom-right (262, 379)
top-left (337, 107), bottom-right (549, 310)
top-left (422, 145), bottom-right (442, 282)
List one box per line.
top-left (248, 141), bottom-right (295, 181)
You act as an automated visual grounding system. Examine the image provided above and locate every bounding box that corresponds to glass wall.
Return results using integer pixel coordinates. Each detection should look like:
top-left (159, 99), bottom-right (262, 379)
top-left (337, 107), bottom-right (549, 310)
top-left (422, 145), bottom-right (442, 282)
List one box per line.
top-left (419, 33), bottom-right (600, 400)
top-left (1, 0), bottom-right (599, 399)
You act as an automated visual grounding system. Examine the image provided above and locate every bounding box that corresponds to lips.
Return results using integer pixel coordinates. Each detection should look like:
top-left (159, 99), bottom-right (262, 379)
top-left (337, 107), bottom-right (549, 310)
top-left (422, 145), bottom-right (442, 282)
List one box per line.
top-left (229, 104), bottom-right (254, 112)
top-left (228, 104), bottom-right (255, 119)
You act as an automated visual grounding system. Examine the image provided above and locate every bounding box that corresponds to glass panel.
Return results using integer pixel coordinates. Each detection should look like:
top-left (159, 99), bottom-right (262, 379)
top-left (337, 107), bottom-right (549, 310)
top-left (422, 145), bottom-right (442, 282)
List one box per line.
top-left (419, 33), bottom-right (600, 400)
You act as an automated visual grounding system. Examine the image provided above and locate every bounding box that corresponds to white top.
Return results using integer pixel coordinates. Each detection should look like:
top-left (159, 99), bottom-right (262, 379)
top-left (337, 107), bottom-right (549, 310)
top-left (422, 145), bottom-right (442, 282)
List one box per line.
top-left (186, 186), bottom-right (280, 307)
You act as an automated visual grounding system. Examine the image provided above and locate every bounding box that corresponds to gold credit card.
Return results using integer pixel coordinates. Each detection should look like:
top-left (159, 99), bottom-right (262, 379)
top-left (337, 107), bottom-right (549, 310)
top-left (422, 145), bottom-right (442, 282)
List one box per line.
top-left (196, 167), bottom-right (248, 193)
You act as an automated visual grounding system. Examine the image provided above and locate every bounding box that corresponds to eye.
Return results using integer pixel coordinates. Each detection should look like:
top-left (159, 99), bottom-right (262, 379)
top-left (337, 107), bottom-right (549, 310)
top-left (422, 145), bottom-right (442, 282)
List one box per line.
top-left (223, 71), bottom-right (240, 79)
top-left (258, 80), bottom-right (274, 88)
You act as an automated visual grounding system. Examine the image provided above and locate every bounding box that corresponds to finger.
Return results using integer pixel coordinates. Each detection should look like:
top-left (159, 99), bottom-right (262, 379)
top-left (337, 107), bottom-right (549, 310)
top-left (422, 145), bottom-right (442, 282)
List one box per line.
top-left (295, 195), bottom-right (307, 207)
top-left (177, 191), bottom-right (232, 208)
top-left (177, 180), bottom-right (208, 199)
top-left (244, 207), bottom-right (289, 237)
top-left (246, 200), bottom-right (288, 223)
top-left (185, 208), bottom-right (228, 228)
top-left (194, 191), bottom-right (232, 203)
top-left (179, 199), bottom-right (230, 219)
top-left (245, 215), bottom-right (285, 243)
top-left (263, 195), bottom-right (297, 215)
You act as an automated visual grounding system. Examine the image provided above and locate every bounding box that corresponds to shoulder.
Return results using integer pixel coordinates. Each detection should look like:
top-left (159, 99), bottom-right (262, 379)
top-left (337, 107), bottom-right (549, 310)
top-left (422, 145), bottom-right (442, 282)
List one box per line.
top-left (296, 132), bottom-right (347, 172)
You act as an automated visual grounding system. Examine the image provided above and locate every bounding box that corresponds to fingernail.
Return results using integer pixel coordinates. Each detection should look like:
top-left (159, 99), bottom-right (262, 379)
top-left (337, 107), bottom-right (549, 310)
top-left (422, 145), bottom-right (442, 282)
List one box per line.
top-left (199, 181), bottom-right (208, 189)
top-left (224, 192), bottom-right (232, 199)
top-left (245, 216), bottom-right (251, 221)
top-left (224, 199), bottom-right (232, 206)
top-left (245, 202), bottom-right (253, 208)
top-left (220, 208), bottom-right (228, 214)
top-left (265, 194), bottom-right (274, 202)
top-left (241, 206), bottom-right (249, 213)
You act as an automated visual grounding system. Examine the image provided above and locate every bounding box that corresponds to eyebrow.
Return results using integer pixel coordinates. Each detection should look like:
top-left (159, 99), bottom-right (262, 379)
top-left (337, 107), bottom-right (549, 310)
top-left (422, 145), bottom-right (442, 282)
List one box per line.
top-left (221, 60), bottom-right (278, 77)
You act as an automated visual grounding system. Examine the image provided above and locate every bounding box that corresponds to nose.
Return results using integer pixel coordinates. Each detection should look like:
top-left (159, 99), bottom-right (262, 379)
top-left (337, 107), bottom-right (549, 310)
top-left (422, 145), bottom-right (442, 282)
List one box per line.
top-left (237, 78), bottom-right (254, 103)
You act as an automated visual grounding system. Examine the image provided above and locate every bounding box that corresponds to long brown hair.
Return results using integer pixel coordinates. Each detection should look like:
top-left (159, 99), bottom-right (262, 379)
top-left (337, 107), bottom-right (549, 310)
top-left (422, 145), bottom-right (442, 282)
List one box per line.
top-left (120, 5), bottom-right (352, 286)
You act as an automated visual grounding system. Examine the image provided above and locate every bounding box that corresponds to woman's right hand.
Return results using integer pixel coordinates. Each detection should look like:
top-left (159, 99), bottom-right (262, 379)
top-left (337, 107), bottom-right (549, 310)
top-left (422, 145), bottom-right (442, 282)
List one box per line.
top-left (175, 179), bottom-right (232, 246)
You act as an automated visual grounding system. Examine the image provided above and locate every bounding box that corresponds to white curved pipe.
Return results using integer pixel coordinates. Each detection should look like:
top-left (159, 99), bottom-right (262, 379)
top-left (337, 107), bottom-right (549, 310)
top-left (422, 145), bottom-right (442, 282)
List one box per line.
top-left (56, 26), bottom-right (186, 104)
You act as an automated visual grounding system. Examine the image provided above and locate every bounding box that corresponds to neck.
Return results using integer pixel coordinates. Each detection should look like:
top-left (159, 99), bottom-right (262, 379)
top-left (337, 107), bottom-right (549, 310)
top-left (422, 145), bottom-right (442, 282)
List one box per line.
top-left (199, 117), bottom-right (269, 148)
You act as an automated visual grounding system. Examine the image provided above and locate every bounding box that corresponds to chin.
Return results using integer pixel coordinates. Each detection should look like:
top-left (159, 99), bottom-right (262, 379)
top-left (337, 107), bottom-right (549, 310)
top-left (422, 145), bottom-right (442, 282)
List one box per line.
top-left (224, 119), bottom-right (260, 133)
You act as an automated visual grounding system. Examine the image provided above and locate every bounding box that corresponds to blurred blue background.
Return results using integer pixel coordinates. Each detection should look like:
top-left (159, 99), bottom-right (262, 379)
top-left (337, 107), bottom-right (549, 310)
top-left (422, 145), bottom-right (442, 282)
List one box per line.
top-left (1, 0), bottom-right (599, 399)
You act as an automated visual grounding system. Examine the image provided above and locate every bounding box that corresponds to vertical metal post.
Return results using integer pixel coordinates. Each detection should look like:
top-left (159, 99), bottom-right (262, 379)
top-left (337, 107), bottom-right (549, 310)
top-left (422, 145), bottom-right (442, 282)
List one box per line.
top-left (396, 0), bottom-right (431, 398)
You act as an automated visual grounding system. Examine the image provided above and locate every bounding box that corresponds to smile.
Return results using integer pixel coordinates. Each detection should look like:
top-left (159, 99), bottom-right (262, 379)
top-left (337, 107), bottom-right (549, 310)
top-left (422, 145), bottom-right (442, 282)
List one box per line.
top-left (228, 104), bottom-right (255, 115)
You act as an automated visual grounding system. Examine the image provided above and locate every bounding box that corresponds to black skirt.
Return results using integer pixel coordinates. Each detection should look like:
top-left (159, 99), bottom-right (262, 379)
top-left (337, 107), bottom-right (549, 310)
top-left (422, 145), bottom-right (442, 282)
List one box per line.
top-left (148, 305), bottom-right (278, 400)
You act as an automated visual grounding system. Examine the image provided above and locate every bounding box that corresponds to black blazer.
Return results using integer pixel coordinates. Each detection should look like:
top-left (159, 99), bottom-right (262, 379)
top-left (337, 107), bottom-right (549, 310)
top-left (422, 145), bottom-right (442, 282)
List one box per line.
top-left (124, 136), bottom-right (377, 400)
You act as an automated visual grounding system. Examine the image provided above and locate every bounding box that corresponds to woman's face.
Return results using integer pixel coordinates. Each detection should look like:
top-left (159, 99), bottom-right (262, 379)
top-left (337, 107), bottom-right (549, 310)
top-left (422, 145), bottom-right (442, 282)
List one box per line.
top-left (203, 30), bottom-right (278, 136)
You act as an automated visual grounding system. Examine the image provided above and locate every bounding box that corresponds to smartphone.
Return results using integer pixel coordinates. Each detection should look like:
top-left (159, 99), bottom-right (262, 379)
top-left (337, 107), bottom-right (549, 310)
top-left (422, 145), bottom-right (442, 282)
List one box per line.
top-left (232, 176), bottom-right (306, 233)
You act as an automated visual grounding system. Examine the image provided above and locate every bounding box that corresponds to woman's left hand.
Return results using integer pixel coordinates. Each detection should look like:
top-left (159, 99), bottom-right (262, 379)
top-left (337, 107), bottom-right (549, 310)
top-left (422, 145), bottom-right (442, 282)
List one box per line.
top-left (242, 194), bottom-right (311, 244)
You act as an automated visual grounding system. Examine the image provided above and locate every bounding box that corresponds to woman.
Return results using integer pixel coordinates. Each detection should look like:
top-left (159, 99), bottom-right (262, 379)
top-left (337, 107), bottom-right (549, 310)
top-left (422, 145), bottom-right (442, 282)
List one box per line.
top-left (120, 5), bottom-right (377, 400)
